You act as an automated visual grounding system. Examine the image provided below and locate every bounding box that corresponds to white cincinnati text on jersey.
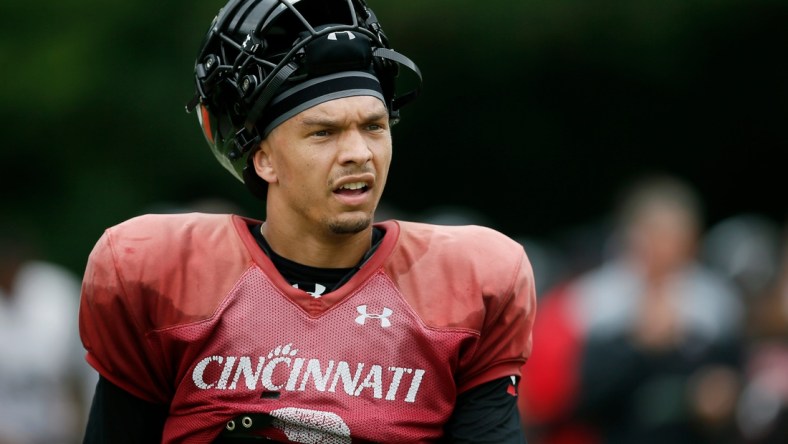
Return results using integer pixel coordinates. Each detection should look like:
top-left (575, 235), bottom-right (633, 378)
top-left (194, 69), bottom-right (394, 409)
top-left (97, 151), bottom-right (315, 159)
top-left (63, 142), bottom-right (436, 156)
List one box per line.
top-left (192, 343), bottom-right (426, 403)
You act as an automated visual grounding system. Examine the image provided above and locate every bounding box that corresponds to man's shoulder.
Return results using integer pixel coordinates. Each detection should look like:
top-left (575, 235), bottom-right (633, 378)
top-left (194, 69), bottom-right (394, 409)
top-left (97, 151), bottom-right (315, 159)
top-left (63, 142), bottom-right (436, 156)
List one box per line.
top-left (92, 212), bottom-right (256, 279)
top-left (82, 212), bottom-right (259, 331)
top-left (109, 212), bottom-right (239, 236)
top-left (382, 220), bottom-right (527, 280)
top-left (379, 220), bottom-right (534, 341)
top-left (393, 220), bottom-right (522, 254)
top-left (102, 212), bottom-right (259, 250)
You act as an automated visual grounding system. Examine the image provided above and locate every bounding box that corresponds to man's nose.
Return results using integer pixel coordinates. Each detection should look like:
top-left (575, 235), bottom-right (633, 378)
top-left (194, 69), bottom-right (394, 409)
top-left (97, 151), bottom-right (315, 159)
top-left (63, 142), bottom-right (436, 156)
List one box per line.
top-left (338, 129), bottom-right (373, 164)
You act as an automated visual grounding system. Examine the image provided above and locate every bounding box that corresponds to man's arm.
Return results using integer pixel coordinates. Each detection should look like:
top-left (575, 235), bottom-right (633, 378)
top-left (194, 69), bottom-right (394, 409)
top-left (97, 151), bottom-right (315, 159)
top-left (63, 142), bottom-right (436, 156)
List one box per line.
top-left (444, 376), bottom-right (526, 443)
top-left (83, 376), bottom-right (169, 444)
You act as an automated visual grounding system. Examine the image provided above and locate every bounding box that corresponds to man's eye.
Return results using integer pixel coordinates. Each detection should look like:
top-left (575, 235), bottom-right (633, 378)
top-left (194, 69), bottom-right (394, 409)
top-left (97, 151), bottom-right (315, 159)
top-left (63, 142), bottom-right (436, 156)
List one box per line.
top-left (313, 130), bottom-right (330, 137)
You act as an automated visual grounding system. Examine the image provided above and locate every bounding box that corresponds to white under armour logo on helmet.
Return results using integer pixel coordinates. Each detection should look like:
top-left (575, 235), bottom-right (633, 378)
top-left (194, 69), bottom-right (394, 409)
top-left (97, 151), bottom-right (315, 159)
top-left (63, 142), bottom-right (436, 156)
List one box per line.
top-left (328, 31), bottom-right (356, 41)
top-left (355, 305), bottom-right (393, 327)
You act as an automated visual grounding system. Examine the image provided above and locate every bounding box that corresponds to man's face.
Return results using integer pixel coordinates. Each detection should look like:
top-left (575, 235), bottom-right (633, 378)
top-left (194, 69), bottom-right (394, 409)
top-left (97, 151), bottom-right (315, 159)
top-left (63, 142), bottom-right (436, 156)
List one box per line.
top-left (627, 201), bottom-right (698, 280)
top-left (254, 95), bottom-right (392, 236)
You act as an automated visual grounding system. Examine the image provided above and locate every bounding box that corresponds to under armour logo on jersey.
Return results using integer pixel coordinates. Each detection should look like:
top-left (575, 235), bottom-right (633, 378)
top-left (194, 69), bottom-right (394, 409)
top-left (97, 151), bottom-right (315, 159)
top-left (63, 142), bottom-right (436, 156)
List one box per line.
top-left (328, 31), bottom-right (356, 41)
top-left (292, 283), bottom-right (326, 298)
top-left (355, 305), bottom-right (393, 327)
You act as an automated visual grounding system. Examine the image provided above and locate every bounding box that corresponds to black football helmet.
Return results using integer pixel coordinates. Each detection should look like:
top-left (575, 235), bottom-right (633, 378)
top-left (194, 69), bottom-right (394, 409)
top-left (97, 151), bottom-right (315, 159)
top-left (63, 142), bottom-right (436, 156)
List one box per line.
top-left (185, 0), bottom-right (422, 198)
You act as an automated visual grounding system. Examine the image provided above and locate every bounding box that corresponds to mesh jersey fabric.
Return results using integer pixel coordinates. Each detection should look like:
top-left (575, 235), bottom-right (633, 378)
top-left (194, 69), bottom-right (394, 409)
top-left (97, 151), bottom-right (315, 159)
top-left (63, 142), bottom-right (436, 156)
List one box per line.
top-left (79, 213), bottom-right (536, 443)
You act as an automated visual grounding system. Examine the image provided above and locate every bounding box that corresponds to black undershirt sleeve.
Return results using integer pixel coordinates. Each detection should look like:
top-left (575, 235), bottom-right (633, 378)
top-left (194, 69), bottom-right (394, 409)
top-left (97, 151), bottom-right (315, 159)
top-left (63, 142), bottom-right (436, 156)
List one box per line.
top-left (444, 376), bottom-right (527, 443)
top-left (83, 375), bottom-right (168, 444)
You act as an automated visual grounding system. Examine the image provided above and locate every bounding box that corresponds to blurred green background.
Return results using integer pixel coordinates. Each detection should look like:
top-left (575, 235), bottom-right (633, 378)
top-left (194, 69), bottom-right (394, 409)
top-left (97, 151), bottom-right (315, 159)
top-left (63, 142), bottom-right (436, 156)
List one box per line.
top-left (1, 0), bottom-right (786, 275)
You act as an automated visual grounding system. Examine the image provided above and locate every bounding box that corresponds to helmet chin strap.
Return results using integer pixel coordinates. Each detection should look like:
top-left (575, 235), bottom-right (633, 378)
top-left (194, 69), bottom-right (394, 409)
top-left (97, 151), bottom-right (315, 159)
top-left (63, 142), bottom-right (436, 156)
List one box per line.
top-left (223, 60), bottom-right (301, 162)
top-left (244, 62), bottom-right (300, 133)
top-left (372, 47), bottom-right (422, 121)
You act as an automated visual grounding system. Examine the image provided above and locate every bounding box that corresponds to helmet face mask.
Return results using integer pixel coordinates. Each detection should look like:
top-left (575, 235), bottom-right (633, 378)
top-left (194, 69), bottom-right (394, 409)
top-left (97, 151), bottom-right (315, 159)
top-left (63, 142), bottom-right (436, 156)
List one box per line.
top-left (186, 0), bottom-right (421, 199)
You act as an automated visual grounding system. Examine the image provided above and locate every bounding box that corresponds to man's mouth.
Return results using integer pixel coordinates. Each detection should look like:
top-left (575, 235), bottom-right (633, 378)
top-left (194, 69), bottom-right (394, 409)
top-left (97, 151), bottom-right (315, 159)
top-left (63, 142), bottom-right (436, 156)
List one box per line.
top-left (334, 181), bottom-right (369, 195)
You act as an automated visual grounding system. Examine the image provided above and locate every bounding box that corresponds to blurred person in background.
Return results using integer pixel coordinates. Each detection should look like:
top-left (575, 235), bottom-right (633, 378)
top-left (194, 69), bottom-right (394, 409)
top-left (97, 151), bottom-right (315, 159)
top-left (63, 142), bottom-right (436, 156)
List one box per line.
top-left (702, 213), bottom-right (782, 325)
top-left (517, 279), bottom-right (601, 444)
top-left (0, 224), bottom-right (97, 444)
top-left (572, 174), bottom-right (745, 444)
top-left (519, 173), bottom-right (746, 444)
top-left (705, 214), bottom-right (788, 443)
top-left (517, 222), bottom-right (611, 444)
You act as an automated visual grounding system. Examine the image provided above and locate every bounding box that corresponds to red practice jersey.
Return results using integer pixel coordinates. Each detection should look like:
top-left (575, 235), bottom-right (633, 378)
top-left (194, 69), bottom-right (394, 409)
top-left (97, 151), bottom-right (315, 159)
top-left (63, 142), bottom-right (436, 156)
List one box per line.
top-left (79, 213), bottom-right (536, 443)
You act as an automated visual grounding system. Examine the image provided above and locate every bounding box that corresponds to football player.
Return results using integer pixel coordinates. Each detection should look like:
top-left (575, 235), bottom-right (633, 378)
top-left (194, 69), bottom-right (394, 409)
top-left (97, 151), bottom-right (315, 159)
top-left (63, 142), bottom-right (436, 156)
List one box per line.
top-left (79, 0), bottom-right (537, 442)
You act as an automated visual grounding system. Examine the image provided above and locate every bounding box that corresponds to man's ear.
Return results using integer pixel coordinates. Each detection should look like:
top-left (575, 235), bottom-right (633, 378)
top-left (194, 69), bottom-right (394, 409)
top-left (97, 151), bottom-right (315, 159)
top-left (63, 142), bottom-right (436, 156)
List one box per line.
top-left (253, 142), bottom-right (277, 184)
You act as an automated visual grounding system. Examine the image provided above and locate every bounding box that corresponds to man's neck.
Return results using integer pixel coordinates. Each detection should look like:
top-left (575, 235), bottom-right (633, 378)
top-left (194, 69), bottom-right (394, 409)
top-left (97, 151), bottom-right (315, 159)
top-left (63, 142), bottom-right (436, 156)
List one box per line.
top-left (260, 222), bottom-right (374, 269)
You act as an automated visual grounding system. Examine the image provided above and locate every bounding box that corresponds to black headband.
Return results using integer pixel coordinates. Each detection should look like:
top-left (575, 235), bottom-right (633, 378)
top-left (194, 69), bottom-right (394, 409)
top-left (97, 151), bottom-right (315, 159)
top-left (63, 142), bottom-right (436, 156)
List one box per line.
top-left (258, 70), bottom-right (385, 137)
